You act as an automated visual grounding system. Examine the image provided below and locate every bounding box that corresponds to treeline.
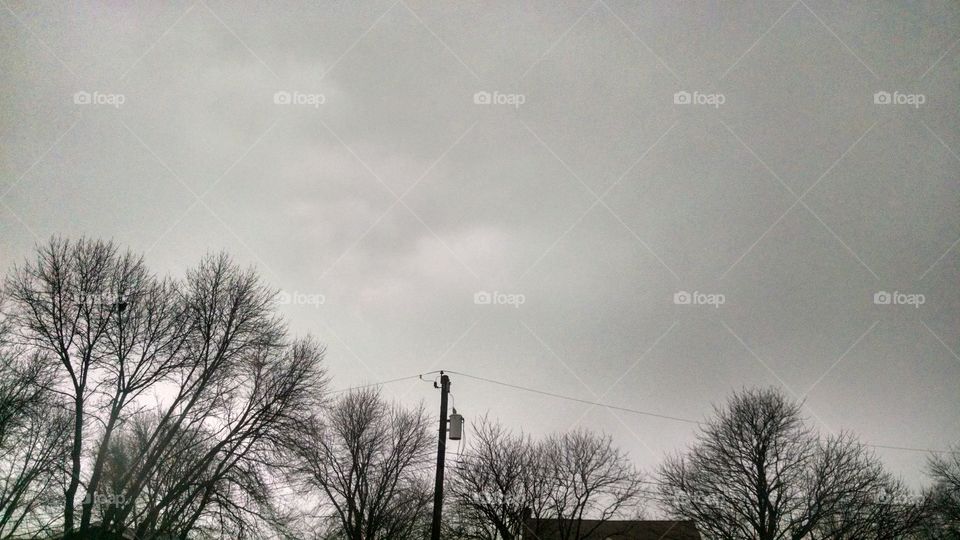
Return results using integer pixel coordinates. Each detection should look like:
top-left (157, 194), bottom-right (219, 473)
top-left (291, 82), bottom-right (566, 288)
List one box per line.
top-left (0, 239), bottom-right (957, 539)
top-left (440, 389), bottom-right (960, 540)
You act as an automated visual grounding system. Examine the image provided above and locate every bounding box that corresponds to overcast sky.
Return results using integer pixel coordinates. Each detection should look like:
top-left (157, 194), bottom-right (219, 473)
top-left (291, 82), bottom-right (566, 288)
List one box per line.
top-left (2, 0), bottom-right (959, 490)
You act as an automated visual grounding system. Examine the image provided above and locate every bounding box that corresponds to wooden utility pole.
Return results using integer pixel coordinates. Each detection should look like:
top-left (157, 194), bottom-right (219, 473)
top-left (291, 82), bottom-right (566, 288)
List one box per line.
top-left (430, 371), bottom-right (451, 540)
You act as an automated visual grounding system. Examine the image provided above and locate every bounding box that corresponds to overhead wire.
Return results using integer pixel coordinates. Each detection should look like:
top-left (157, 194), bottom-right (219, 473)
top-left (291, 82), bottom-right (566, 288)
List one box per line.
top-left (327, 370), bottom-right (960, 456)
top-left (445, 370), bottom-right (702, 425)
top-left (328, 370), bottom-right (443, 394)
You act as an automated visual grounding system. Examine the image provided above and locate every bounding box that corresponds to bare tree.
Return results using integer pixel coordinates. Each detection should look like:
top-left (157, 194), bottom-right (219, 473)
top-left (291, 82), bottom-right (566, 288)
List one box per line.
top-left (103, 256), bottom-right (328, 539)
top-left (95, 410), bottom-right (305, 540)
top-left (808, 442), bottom-right (925, 539)
top-left (5, 238), bottom-right (123, 531)
top-left (0, 312), bottom-right (71, 538)
top-left (538, 429), bottom-right (644, 540)
top-left (450, 419), bottom-right (643, 540)
top-left (289, 388), bottom-right (432, 540)
top-left (3, 238), bottom-right (328, 538)
top-left (447, 417), bottom-right (540, 540)
top-left (80, 253), bottom-right (192, 533)
top-left (920, 446), bottom-right (960, 538)
top-left (658, 387), bottom-right (915, 540)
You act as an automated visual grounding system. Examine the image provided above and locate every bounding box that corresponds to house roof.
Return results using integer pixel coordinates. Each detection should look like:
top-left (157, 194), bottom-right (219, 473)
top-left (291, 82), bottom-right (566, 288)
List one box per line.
top-left (523, 519), bottom-right (702, 540)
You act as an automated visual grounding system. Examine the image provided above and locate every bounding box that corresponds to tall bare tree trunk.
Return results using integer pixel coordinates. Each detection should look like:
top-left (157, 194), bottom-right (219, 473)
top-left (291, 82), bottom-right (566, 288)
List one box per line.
top-left (81, 400), bottom-right (122, 530)
top-left (64, 397), bottom-right (84, 532)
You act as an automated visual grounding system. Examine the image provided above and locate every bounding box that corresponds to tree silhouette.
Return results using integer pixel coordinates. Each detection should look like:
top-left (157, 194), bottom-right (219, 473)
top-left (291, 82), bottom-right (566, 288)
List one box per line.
top-left (659, 388), bottom-right (922, 540)
top-left (2, 238), bottom-right (327, 538)
top-left (288, 388), bottom-right (432, 540)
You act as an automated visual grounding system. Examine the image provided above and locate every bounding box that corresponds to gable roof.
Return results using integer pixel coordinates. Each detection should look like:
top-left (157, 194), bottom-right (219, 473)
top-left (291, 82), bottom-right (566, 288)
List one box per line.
top-left (523, 519), bottom-right (702, 540)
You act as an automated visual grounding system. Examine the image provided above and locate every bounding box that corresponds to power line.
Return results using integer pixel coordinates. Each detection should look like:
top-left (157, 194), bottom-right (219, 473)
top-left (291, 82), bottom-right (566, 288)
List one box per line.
top-left (330, 370), bottom-right (959, 456)
top-left (442, 370), bottom-right (959, 456)
top-left (444, 370), bottom-right (703, 425)
top-left (328, 371), bottom-right (442, 394)
top-left (867, 443), bottom-right (959, 455)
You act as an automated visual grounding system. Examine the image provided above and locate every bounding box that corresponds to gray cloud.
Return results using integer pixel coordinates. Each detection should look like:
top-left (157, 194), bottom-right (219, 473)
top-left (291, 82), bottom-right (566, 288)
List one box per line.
top-left (2, 0), bottom-right (958, 489)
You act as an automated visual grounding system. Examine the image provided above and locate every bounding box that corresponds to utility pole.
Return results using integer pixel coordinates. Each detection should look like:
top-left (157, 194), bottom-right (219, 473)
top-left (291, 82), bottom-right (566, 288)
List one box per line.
top-left (430, 371), bottom-right (451, 540)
